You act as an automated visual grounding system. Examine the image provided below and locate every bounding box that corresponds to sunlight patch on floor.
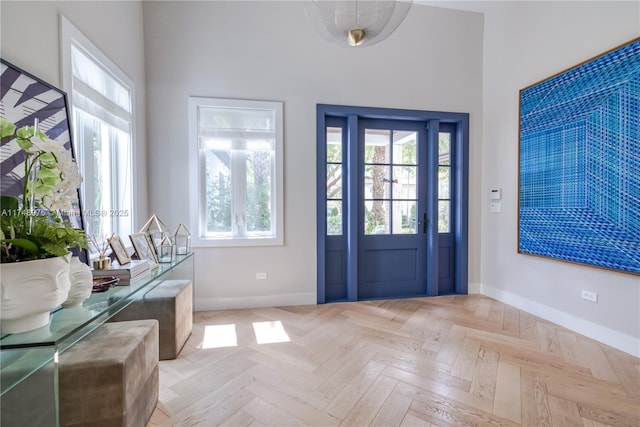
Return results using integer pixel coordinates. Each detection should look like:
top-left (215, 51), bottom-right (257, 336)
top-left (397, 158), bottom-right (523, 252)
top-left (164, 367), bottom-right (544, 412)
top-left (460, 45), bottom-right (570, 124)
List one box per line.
top-left (252, 320), bottom-right (290, 344)
top-left (201, 324), bottom-right (238, 349)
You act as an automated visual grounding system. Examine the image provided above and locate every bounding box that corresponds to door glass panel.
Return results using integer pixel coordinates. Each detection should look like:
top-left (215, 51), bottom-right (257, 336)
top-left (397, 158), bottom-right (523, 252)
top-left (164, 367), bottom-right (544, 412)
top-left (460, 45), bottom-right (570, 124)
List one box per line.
top-left (439, 133), bottom-right (450, 165)
top-left (438, 200), bottom-right (450, 232)
top-left (393, 166), bottom-right (416, 199)
top-left (327, 200), bottom-right (342, 235)
top-left (364, 129), bottom-right (390, 163)
top-left (364, 165), bottom-right (390, 199)
top-left (364, 200), bottom-right (390, 234)
top-left (438, 132), bottom-right (452, 233)
top-left (393, 131), bottom-right (417, 165)
top-left (326, 127), bottom-right (342, 162)
top-left (438, 167), bottom-right (450, 199)
top-left (327, 164), bottom-right (342, 199)
top-left (392, 201), bottom-right (416, 234)
top-left (326, 126), bottom-right (343, 235)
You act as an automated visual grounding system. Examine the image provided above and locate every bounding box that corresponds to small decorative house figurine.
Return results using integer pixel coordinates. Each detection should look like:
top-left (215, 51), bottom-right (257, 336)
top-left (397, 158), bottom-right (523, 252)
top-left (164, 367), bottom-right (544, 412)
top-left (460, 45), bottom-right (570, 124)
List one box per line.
top-left (159, 236), bottom-right (174, 263)
top-left (173, 223), bottom-right (191, 255)
top-left (140, 214), bottom-right (168, 250)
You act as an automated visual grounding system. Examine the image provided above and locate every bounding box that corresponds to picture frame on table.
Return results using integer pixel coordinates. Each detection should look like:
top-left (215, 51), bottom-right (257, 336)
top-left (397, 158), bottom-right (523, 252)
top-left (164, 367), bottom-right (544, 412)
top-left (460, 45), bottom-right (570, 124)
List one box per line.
top-left (109, 235), bottom-right (131, 266)
top-left (129, 232), bottom-right (158, 269)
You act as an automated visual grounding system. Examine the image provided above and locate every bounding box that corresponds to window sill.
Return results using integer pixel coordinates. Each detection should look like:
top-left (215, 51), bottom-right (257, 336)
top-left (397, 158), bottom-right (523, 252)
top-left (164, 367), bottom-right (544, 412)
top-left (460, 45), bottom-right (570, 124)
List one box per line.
top-left (193, 235), bottom-right (284, 248)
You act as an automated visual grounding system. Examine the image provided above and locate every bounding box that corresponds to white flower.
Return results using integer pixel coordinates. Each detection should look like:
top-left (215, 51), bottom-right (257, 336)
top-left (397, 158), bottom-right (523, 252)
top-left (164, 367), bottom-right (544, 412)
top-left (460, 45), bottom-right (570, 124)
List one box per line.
top-left (29, 133), bottom-right (64, 156)
top-left (19, 130), bottom-right (84, 216)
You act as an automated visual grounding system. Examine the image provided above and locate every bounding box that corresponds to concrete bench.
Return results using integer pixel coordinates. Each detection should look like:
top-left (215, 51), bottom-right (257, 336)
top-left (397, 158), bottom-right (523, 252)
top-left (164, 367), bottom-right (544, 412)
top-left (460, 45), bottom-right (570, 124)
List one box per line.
top-left (110, 279), bottom-right (193, 360)
top-left (58, 319), bottom-right (159, 427)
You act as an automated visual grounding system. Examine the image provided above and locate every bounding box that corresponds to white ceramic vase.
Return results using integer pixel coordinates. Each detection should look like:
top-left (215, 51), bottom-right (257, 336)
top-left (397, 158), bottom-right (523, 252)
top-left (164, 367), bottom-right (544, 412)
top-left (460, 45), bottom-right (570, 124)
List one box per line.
top-left (62, 257), bottom-right (93, 308)
top-left (0, 253), bottom-right (72, 334)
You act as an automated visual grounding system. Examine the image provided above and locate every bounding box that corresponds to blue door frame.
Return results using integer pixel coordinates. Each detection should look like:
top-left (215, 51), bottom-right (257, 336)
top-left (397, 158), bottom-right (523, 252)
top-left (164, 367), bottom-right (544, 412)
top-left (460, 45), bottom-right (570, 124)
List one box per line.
top-left (316, 104), bottom-right (469, 303)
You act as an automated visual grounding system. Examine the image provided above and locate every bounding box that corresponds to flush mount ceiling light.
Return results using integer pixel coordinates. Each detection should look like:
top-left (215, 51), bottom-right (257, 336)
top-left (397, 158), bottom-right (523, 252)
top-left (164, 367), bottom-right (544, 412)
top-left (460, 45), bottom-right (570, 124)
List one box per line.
top-left (305, 0), bottom-right (413, 48)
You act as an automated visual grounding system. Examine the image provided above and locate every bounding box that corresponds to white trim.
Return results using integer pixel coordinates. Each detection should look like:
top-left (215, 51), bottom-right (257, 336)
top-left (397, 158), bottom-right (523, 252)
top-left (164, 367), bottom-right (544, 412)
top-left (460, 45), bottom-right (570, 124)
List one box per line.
top-left (480, 283), bottom-right (640, 358)
top-left (468, 281), bottom-right (482, 294)
top-left (195, 292), bottom-right (316, 312)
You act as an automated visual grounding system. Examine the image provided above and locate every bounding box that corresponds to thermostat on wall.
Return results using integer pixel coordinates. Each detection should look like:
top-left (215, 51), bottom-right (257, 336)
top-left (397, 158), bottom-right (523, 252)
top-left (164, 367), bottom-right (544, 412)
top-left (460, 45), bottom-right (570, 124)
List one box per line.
top-left (490, 188), bottom-right (502, 200)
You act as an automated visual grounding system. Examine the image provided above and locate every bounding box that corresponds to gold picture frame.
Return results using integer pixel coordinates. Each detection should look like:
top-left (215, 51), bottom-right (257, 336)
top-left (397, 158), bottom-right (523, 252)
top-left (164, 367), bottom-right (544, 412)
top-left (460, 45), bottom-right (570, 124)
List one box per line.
top-left (108, 235), bottom-right (131, 266)
top-left (129, 232), bottom-right (158, 269)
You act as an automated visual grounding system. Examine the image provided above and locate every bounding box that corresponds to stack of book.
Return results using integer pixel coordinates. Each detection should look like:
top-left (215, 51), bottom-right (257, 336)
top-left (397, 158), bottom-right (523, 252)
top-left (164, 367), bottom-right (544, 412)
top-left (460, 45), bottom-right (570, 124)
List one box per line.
top-left (92, 259), bottom-right (151, 285)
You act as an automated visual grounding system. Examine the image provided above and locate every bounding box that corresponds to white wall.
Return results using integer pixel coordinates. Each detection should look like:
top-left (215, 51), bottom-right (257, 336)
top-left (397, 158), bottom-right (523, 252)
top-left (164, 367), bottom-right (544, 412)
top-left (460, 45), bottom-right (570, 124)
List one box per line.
top-left (143, 1), bottom-right (484, 310)
top-left (479, 1), bottom-right (640, 356)
top-left (0, 1), bottom-right (149, 229)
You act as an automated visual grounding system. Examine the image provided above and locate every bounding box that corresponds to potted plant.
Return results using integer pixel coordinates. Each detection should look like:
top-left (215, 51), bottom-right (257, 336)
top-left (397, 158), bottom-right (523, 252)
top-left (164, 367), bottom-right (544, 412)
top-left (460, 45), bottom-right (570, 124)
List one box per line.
top-left (0, 116), bottom-right (88, 334)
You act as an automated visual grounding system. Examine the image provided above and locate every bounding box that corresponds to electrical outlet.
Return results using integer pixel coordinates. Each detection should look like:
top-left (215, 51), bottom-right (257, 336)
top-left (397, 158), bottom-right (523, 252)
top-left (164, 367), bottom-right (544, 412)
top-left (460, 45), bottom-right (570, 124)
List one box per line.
top-left (581, 289), bottom-right (598, 303)
top-left (256, 272), bottom-right (267, 280)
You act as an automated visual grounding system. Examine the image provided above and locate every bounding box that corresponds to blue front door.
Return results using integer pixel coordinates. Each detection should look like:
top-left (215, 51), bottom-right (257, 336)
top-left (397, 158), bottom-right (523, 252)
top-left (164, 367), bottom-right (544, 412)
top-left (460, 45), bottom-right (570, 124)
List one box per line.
top-left (358, 119), bottom-right (429, 299)
top-left (317, 105), bottom-right (469, 303)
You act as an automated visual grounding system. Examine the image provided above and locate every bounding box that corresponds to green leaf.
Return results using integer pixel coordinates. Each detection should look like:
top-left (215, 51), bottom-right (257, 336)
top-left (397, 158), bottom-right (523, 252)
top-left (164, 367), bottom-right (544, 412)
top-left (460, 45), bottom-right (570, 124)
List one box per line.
top-left (37, 166), bottom-right (60, 180)
top-left (39, 152), bottom-right (57, 167)
top-left (16, 136), bottom-right (33, 152)
top-left (36, 128), bottom-right (47, 140)
top-left (0, 117), bottom-right (16, 139)
top-left (0, 196), bottom-right (19, 212)
top-left (2, 238), bottom-right (40, 254)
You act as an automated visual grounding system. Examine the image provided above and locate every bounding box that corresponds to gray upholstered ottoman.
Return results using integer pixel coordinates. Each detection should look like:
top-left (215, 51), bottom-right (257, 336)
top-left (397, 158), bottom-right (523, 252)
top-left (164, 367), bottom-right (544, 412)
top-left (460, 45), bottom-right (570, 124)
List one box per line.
top-left (110, 279), bottom-right (193, 360)
top-left (58, 319), bottom-right (159, 427)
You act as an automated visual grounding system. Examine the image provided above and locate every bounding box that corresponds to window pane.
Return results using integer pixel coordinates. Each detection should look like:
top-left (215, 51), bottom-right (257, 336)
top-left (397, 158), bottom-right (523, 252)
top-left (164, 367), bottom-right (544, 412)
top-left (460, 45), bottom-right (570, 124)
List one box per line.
top-left (439, 132), bottom-right (450, 165)
top-left (204, 150), bottom-right (232, 233)
top-left (192, 98), bottom-right (282, 245)
top-left (438, 200), bottom-right (450, 233)
top-left (439, 166), bottom-right (450, 199)
top-left (245, 151), bottom-right (272, 233)
top-left (392, 166), bottom-right (416, 199)
top-left (364, 200), bottom-right (390, 235)
top-left (75, 109), bottom-right (132, 240)
top-left (326, 127), bottom-right (342, 162)
top-left (199, 107), bottom-right (275, 132)
top-left (393, 131), bottom-right (416, 165)
top-left (327, 164), bottom-right (342, 199)
top-left (111, 126), bottom-right (133, 238)
top-left (364, 129), bottom-right (390, 163)
top-left (76, 112), bottom-right (110, 237)
top-left (327, 200), bottom-right (342, 236)
top-left (392, 201), bottom-right (416, 234)
top-left (71, 46), bottom-right (131, 114)
top-left (364, 165), bottom-right (390, 199)
top-left (67, 31), bottom-right (135, 251)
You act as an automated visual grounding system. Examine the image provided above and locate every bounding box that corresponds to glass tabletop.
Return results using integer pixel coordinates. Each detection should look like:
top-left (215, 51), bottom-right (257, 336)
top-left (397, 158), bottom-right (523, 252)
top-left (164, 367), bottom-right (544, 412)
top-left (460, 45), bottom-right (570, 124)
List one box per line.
top-left (0, 253), bottom-right (194, 349)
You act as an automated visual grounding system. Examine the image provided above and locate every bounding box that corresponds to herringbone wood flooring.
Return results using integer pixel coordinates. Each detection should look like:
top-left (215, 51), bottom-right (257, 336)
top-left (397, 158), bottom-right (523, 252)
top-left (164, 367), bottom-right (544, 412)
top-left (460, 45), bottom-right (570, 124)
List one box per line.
top-left (148, 295), bottom-right (640, 426)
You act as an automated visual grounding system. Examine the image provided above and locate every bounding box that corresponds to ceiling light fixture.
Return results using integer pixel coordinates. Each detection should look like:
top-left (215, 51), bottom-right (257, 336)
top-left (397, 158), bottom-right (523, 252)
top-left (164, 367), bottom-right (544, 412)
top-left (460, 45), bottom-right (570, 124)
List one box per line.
top-left (305, 0), bottom-right (413, 48)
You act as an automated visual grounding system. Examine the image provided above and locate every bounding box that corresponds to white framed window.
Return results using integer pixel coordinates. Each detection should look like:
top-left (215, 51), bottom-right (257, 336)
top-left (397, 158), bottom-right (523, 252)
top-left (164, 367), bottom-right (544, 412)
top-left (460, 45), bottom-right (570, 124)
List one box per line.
top-left (60, 16), bottom-right (134, 248)
top-left (188, 97), bottom-right (283, 247)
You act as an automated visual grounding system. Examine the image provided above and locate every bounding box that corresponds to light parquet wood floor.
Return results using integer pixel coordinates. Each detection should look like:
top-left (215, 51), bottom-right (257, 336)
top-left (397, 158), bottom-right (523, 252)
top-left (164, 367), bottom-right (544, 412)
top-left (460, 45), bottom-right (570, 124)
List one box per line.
top-left (148, 295), bottom-right (640, 427)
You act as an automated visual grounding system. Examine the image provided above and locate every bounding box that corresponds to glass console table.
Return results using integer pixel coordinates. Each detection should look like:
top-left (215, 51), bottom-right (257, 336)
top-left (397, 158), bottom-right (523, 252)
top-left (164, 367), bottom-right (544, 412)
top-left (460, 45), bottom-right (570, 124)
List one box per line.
top-left (0, 252), bottom-right (194, 426)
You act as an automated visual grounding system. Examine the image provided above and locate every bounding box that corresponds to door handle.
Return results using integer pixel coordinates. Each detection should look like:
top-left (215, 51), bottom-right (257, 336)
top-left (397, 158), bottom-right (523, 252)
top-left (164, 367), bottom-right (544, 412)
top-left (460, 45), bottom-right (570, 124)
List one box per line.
top-left (423, 213), bottom-right (427, 234)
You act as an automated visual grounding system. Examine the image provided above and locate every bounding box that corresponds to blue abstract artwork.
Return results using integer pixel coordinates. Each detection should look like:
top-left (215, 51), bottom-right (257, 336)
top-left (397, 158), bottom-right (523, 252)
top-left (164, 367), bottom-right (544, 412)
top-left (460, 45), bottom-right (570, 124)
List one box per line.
top-left (519, 38), bottom-right (640, 275)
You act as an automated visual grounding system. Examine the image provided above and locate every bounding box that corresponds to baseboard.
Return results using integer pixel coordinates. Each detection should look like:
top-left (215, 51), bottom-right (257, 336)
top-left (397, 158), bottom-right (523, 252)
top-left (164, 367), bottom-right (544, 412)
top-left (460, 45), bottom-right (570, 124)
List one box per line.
top-left (468, 282), bottom-right (482, 294)
top-left (195, 292), bottom-right (316, 312)
top-left (480, 284), bottom-right (640, 358)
